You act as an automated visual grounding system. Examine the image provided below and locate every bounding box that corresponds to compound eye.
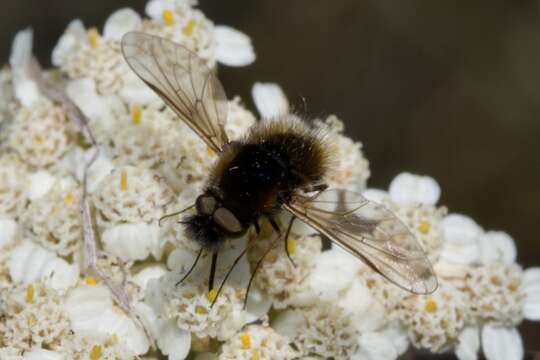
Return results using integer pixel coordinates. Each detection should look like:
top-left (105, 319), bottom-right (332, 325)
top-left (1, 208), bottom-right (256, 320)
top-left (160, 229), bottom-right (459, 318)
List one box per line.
top-left (213, 207), bottom-right (243, 234)
top-left (197, 195), bottom-right (217, 215)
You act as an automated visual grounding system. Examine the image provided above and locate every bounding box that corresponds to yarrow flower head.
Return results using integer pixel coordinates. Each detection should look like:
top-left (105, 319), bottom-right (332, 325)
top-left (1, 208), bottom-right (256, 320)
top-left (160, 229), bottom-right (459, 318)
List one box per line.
top-left (0, 2), bottom-right (539, 360)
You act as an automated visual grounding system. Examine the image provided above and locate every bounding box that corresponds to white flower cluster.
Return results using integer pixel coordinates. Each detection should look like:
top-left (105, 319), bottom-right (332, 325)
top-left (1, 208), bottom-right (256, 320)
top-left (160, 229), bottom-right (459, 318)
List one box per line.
top-left (0, 2), bottom-right (538, 360)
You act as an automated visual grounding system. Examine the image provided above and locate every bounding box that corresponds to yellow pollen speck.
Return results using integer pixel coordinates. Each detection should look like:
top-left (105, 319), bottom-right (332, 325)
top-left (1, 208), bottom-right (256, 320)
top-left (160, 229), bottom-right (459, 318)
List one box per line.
top-left (162, 9), bottom-right (175, 26)
top-left (287, 238), bottom-right (296, 255)
top-left (25, 284), bottom-right (34, 304)
top-left (88, 28), bottom-right (99, 49)
top-left (64, 191), bottom-right (75, 203)
top-left (120, 170), bottom-right (128, 192)
top-left (33, 135), bottom-right (43, 144)
top-left (85, 276), bottom-right (98, 285)
top-left (207, 147), bottom-right (215, 156)
top-left (251, 351), bottom-right (260, 360)
top-left (111, 333), bottom-right (118, 343)
top-left (131, 104), bottom-right (142, 125)
top-left (418, 221), bottom-right (431, 234)
top-left (240, 333), bottom-right (251, 349)
top-left (207, 289), bottom-right (218, 302)
top-left (195, 305), bottom-right (208, 314)
top-left (182, 19), bottom-right (196, 36)
top-left (424, 298), bottom-right (438, 313)
top-left (90, 344), bottom-right (101, 360)
top-left (27, 314), bottom-right (37, 327)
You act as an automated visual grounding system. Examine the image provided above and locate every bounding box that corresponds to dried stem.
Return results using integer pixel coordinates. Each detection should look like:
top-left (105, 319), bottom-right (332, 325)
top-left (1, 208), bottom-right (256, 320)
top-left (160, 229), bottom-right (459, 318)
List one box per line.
top-left (28, 57), bottom-right (155, 348)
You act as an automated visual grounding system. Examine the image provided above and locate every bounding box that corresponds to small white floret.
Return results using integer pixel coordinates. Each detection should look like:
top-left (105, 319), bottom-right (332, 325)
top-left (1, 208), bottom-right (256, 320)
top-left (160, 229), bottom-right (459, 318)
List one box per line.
top-left (481, 326), bottom-right (523, 360)
top-left (214, 26), bottom-right (255, 66)
top-left (522, 267), bottom-right (540, 320)
top-left (9, 240), bottom-right (79, 290)
top-left (103, 8), bottom-right (142, 41)
top-left (51, 19), bottom-right (86, 67)
top-left (389, 172), bottom-right (441, 205)
top-left (101, 222), bottom-right (161, 262)
top-left (26, 171), bottom-right (55, 200)
top-left (251, 82), bottom-right (289, 120)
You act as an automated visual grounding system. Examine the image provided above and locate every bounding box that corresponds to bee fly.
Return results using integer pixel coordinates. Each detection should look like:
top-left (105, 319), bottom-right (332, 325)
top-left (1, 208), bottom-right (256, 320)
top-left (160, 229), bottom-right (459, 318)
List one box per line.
top-left (121, 32), bottom-right (438, 304)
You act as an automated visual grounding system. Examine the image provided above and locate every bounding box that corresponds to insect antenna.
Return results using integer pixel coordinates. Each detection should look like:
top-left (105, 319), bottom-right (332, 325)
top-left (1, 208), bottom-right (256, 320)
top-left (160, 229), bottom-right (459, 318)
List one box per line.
top-left (175, 247), bottom-right (204, 287)
top-left (158, 204), bottom-right (195, 226)
top-left (210, 245), bottom-right (251, 308)
top-left (243, 238), bottom-right (279, 309)
top-left (208, 252), bottom-right (219, 292)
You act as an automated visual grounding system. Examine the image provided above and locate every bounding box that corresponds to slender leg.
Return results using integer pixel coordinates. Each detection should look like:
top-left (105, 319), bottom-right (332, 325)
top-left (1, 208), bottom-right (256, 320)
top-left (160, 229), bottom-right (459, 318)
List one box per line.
top-left (175, 247), bottom-right (203, 286)
top-left (243, 239), bottom-right (277, 309)
top-left (267, 216), bottom-right (281, 234)
top-left (208, 252), bottom-right (218, 292)
top-left (159, 204), bottom-right (195, 226)
top-left (284, 215), bottom-right (297, 268)
top-left (253, 221), bottom-right (261, 235)
top-left (211, 245), bottom-right (250, 307)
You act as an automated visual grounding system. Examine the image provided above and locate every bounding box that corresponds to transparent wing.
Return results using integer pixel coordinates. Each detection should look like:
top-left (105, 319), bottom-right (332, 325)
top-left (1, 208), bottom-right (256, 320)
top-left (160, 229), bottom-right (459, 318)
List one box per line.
top-left (121, 31), bottom-right (229, 153)
top-left (284, 189), bottom-right (438, 294)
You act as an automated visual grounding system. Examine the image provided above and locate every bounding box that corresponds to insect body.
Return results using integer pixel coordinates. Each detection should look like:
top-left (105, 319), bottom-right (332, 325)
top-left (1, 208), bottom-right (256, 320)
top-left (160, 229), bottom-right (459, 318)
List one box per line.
top-left (121, 32), bottom-right (438, 298)
top-left (186, 121), bottom-right (329, 250)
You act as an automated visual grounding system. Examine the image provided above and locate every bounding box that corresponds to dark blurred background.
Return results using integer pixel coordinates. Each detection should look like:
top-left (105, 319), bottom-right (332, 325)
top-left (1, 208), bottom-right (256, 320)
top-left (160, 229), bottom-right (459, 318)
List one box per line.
top-left (1, 0), bottom-right (539, 353)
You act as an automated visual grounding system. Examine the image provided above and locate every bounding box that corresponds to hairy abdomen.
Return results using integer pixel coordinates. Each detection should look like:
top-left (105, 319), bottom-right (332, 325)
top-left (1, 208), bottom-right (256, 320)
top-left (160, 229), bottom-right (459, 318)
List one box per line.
top-left (207, 116), bottom-right (332, 226)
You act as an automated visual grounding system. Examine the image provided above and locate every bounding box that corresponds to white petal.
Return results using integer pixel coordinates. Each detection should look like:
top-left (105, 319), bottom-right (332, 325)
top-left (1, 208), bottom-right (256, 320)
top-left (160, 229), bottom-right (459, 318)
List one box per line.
top-left (105, 308), bottom-right (150, 354)
top-left (362, 188), bottom-right (390, 203)
top-left (456, 326), bottom-right (480, 360)
top-left (379, 322), bottom-right (409, 356)
top-left (132, 264), bottom-right (167, 290)
top-left (10, 28), bottom-right (33, 70)
top-left (352, 332), bottom-right (398, 360)
top-left (10, 28), bottom-right (40, 107)
top-left (157, 320), bottom-right (192, 360)
top-left (9, 240), bottom-right (77, 289)
top-left (119, 71), bottom-right (161, 106)
top-left (23, 349), bottom-right (65, 360)
top-left (272, 309), bottom-right (304, 339)
top-left (145, 0), bottom-right (176, 19)
top-left (523, 267), bottom-right (540, 320)
top-left (27, 171), bottom-right (55, 200)
top-left (66, 285), bottom-right (150, 354)
top-left (479, 231), bottom-right (517, 265)
top-left (102, 222), bottom-right (160, 262)
top-left (145, 278), bottom-right (165, 315)
top-left (443, 214), bottom-right (483, 244)
top-left (103, 8), bottom-right (142, 41)
top-left (307, 248), bottom-right (361, 302)
top-left (63, 147), bottom-right (114, 193)
top-left (0, 218), bottom-right (18, 248)
top-left (251, 82), bottom-right (289, 119)
top-left (134, 301), bottom-right (160, 339)
top-left (40, 258), bottom-right (79, 290)
top-left (389, 172), bottom-right (441, 205)
top-left (214, 26), bottom-right (255, 66)
top-left (66, 78), bottom-right (124, 130)
top-left (481, 326), bottom-right (523, 360)
top-left (65, 285), bottom-right (113, 332)
top-left (167, 247), bottom-right (207, 284)
top-left (244, 286), bottom-right (272, 321)
top-left (10, 241), bottom-right (55, 283)
top-left (439, 243), bottom-right (481, 265)
top-left (52, 19), bottom-right (86, 67)
top-left (440, 213), bottom-right (482, 265)
top-left (338, 282), bottom-right (385, 333)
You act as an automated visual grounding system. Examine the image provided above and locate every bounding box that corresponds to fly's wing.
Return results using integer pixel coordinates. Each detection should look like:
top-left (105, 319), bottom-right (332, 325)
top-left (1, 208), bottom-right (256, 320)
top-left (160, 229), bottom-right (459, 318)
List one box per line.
top-left (284, 189), bottom-right (438, 294)
top-left (121, 31), bottom-right (229, 153)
